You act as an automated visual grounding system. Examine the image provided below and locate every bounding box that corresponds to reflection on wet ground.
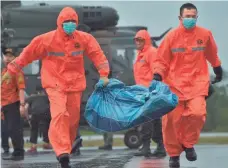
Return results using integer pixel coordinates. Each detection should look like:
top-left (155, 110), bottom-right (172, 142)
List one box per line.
top-left (2, 145), bottom-right (228, 168)
top-left (2, 150), bottom-right (133, 168)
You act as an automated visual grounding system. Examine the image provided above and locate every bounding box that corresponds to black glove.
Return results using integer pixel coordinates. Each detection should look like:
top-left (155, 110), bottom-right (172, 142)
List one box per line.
top-left (205, 84), bottom-right (215, 99)
top-left (212, 66), bottom-right (223, 84)
top-left (153, 73), bottom-right (162, 81)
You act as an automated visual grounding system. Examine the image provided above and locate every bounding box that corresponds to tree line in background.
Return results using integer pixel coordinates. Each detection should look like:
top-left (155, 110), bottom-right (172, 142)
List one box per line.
top-left (203, 84), bottom-right (228, 132)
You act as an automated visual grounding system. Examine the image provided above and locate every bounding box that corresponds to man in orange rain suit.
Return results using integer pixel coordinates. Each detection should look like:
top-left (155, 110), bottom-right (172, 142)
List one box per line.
top-left (153, 3), bottom-right (223, 168)
top-left (133, 30), bottom-right (166, 158)
top-left (3, 7), bottom-right (110, 168)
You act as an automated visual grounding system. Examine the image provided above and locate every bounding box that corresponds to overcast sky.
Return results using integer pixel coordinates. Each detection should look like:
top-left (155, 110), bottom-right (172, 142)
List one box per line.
top-left (22, 0), bottom-right (228, 72)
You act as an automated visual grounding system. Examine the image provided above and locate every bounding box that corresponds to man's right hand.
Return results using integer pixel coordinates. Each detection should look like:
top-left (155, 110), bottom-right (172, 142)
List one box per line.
top-left (153, 73), bottom-right (162, 81)
top-left (99, 77), bottom-right (109, 87)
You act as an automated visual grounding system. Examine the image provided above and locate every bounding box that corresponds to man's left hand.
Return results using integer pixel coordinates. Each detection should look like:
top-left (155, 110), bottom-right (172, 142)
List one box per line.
top-left (100, 77), bottom-right (109, 86)
top-left (212, 66), bottom-right (223, 84)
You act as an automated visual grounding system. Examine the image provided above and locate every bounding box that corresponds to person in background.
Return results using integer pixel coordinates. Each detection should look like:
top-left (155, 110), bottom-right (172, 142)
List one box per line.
top-left (1, 46), bottom-right (25, 161)
top-left (153, 3), bottom-right (223, 168)
top-left (25, 86), bottom-right (52, 154)
top-left (133, 30), bottom-right (166, 158)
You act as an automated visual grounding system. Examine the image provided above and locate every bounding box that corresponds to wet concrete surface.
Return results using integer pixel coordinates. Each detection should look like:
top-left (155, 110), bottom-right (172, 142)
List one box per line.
top-left (2, 145), bottom-right (228, 168)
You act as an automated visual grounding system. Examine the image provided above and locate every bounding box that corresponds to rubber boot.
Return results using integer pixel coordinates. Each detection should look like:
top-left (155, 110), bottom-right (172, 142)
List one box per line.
top-left (134, 141), bottom-right (151, 157)
top-left (71, 138), bottom-right (82, 155)
top-left (150, 142), bottom-right (167, 158)
top-left (2, 150), bottom-right (24, 161)
top-left (98, 145), bottom-right (112, 150)
top-left (183, 146), bottom-right (197, 161)
top-left (58, 153), bottom-right (71, 168)
top-left (169, 156), bottom-right (180, 168)
top-left (72, 148), bottom-right (81, 156)
top-left (2, 150), bottom-right (10, 157)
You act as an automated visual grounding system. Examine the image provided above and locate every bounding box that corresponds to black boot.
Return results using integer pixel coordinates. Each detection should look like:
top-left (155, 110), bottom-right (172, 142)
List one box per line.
top-left (183, 146), bottom-right (197, 161)
top-left (134, 141), bottom-right (151, 157)
top-left (2, 150), bottom-right (24, 161)
top-left (2, 150), bottom-right (10, 157)
top-left (71, 148), bottom-right (81, 156)
top-left (98, 145), bottom-right (112, 150)
top-left (71, 138), bottom-right (82, 156)
top-left (150, 143), bottom-right (167, 158)
top-left (58, 153), bottom-right (71, 168)
top-left (169, 156), bottom-right (180, 168)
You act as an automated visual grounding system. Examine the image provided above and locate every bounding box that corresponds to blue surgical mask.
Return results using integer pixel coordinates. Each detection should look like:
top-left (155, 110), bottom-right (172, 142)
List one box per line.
top-left (63, 22), bottom-right (77, 34)
top-left (182, 18), bottom-right (197, 29)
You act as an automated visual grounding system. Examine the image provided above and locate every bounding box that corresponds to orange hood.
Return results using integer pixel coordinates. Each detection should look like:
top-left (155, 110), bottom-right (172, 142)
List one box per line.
top-left (135, 30), bottom-right (152, 51)
top-left (57, 7), bottom-right (79, 34)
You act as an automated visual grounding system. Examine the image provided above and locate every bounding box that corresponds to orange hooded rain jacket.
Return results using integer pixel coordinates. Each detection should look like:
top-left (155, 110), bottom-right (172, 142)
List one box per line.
top-left (154, 24), bottom-right (222, 157)
top-left (133, 30), bottom-right (157, 87)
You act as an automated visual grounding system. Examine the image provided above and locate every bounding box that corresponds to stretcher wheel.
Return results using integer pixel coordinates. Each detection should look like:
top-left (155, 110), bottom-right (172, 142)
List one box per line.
top-left (124, 130), bottom-right (142, 149)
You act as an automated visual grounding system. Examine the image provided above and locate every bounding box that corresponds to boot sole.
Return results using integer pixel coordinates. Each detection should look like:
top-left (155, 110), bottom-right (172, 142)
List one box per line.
top-left (169, 162), bottom-right (180, 168)
top-left (169, 165), bottom-right (180, 168)
top-left (186, 156), bottom-right (197, 161)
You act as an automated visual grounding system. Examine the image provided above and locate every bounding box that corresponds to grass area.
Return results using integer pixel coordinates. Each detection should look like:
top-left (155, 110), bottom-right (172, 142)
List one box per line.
top-left (79, 129), bottom-right (126, 136)
top-left (23, 138), bottom-right (125, 148)
top-left (79, 129), bottom-right (98, 136)
top-left (20, 137), bottom-right (228, 149)
top-left (198, 137), bottom-right (228, 144)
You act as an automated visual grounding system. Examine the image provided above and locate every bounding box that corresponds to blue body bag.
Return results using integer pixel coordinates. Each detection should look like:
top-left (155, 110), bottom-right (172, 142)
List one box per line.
top-left (84, 79), bottom-right (178, 133)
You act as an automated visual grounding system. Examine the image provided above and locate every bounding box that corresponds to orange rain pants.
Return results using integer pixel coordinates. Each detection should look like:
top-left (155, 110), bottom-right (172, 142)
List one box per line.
top-left (46, 89), bottom-right (82, 156)
top-left (154, 24), bottom-right (221, 156)
top-left (162, 96), bottom-right (206, 156)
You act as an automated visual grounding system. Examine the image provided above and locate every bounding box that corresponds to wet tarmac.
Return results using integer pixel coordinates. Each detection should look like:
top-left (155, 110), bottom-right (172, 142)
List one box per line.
top-left (2, 145), bottom-right (228, 168)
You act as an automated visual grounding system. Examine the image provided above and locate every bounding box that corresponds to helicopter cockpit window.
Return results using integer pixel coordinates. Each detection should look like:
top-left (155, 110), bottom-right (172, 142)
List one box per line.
top-left (111, 45), bottom-right (137, 70)
top-left (117, 49), bottom-right (126, 60)
top-left (23, 60), bottom-right (40, 75)
top-left (90, 12), bottom-right (95, 17)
